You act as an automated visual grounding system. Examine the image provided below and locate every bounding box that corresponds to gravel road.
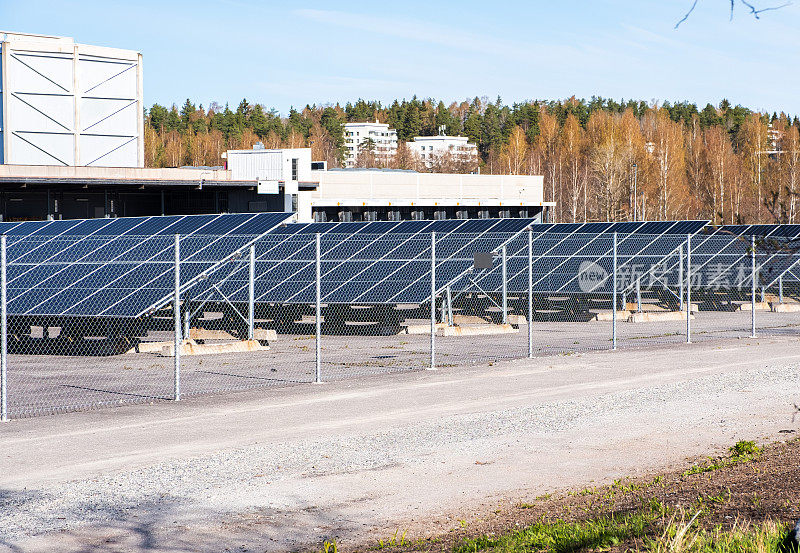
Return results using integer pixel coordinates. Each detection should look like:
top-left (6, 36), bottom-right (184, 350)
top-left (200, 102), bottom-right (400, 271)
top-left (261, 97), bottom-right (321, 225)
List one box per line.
top-left (1, 336), bottom-right (799, 552)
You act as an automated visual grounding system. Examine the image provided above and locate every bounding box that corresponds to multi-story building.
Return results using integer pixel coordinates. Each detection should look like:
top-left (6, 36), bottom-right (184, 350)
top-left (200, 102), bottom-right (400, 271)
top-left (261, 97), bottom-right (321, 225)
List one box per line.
top-left (343, 121), bottom-right (397, 167)
top-left (407, 135), bottom-right (478, 168)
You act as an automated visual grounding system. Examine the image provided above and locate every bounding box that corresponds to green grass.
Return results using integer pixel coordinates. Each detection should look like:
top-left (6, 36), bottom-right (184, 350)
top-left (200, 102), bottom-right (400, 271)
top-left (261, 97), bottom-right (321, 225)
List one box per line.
top-left (683, 441), bottom-right (762, 476)
top-left (454, 511), bottom-right (657, 553)
top-left (646, 516), bottom-right (794, 553)
top-left (453, 512), bottom-right (794, 553)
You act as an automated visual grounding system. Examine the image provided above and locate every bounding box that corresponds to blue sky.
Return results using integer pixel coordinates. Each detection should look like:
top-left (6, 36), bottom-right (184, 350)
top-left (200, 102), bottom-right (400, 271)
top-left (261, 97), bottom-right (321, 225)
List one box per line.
top-left (3, 0), bottom-right (799, 115)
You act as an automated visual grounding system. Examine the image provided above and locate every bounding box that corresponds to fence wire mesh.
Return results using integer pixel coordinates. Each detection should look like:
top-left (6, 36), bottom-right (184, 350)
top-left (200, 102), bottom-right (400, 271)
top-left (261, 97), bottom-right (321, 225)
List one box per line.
top-left (3, 227), bottom-right (800, 419)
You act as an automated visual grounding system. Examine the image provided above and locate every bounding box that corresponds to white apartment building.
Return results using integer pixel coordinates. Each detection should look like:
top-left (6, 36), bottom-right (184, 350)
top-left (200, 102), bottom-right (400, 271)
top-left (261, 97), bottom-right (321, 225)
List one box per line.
top-left (408, 135), bottom-right (478, 168)
top-left (343, 121), bottom-right (398, 167)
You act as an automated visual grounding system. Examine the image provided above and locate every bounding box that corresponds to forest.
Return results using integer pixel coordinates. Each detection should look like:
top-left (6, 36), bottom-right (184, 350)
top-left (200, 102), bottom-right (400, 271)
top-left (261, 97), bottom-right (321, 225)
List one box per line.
top-left (143, 96), bottom-right (800, 225)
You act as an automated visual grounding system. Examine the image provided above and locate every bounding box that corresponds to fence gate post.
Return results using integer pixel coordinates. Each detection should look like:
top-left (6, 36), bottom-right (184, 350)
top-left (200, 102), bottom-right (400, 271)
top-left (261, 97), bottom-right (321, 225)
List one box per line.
top-left (429, 231), bottom-right (436, 370)
top-left (751, 235), bottom-right (756, 339)
top-left (1, 235), bottom-right (7, 422)
top-left (527, 228), bottom-right (533, 359)
top-left (686, 234), bottom-right (692, 343)
top-left (612, 232), bottom-right (617, 350)
top-left (315, 233), bottom-right (322, 383)
top-left (248, 244), bottom-right (255, 340)
top-left (501, 245), bottom-right (508, 325)
top-left (173, 234), bottom-right (181, 401)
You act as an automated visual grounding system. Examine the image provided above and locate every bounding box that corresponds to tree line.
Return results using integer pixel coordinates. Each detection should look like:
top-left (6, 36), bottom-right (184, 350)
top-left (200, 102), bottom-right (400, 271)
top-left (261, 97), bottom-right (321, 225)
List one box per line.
top-left (144, 96), bottom-right (800, 224)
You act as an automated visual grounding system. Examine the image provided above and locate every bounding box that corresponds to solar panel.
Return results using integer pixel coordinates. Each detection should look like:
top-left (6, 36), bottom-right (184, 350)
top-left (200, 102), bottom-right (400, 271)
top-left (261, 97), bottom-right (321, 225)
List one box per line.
top-left (187, 219), bottom-right (537, 305)
top-left (447, 220), bottom-right (710, 295)
top-left (6, 213), bottom-right (294, 317)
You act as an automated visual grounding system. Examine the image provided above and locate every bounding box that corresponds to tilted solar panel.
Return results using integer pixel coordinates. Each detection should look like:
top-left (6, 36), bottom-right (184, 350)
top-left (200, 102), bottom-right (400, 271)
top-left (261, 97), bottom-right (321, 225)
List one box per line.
top-left (5, 213), bottom-right (294, 317)
top-left (187, 219), bottom-right (538, 305)
top-left (451, 220), bottom-right (710, 295)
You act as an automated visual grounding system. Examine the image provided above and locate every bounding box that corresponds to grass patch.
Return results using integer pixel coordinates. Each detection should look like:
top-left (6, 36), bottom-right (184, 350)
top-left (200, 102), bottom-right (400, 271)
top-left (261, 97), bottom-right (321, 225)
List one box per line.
top-left (647, 513), bottom-right (794, 553)
top-left (683, 440), bottom-right (762, 476)
top-left (455, 511), bottom-right (657, 553)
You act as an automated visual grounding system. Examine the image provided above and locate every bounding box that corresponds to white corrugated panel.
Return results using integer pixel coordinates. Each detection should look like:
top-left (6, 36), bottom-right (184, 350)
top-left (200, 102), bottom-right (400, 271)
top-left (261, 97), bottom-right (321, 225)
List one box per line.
top-left (228, 150), bottom-right (284, 180)
top-left (1, 33), bottom-right (143, 167)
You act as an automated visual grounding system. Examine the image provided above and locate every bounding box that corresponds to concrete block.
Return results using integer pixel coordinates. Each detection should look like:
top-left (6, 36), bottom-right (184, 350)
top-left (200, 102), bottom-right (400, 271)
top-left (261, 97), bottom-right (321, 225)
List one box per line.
top-left (160, 339), bottom-right (269, 357)
top-left (401, 323), bottom-right (448, 335)
top-left (437, 324), bottom-right (518, 337)
top-left (189, 328), bottom-right (278, 341)
top-left (506, 314), bottom-right (528, 326)
top-left (128, 340), bottom-right (173, 354)
top-left (592, 311), bottom-right (631, 321)
top-left (737, 302), bottom-right (771, 311)
top-left (771, 302), bottom-right (800, 313)
top-left (627, 311), bottom-right (694, 323)
top-left (452, 315), bottom-right (491, 325)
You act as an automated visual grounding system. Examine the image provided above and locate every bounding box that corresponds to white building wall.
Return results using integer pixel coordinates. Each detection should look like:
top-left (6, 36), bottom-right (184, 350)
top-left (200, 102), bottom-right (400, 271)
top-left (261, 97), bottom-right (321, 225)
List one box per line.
top-left (0, 32), bottom-right (143, 167)
top-left (310, 170), bottom-right (548, 205)
top-left (226, 147), bottom-right (311, 182)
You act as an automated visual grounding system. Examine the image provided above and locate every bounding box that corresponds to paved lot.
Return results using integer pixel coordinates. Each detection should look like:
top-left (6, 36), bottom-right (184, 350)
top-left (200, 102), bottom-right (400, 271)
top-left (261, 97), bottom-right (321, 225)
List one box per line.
top-left (5, 308), bottom-right (800, 418)
top-left (1, 333), bottom-right (799, 552)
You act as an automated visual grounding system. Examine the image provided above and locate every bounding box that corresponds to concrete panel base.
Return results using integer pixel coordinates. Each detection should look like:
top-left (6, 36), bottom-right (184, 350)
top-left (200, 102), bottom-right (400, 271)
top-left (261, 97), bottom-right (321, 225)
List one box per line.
top-left (189, 328), bottom-right (277, 342)
top-left (402, 323), bottom-right (448, 335)
top-left (592, 311), bottom-right (631, 321)
top-left (160, 339), bottom-right (269, 357)
top-left (771, 302), bottom-right (800, 313)
top-left (437, 324), bottom-right (518, 337)
top-left (628, 311), bottom-right (694, 323)
top-left (737, 302), bottom-right (771, 311)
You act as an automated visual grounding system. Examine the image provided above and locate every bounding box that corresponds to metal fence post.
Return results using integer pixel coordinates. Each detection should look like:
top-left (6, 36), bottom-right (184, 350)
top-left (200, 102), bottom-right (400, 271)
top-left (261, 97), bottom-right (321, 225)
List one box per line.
top-left (527, 228), bottom-right (533, 359)
top-left (248, 244), bottom-right (255, 341)
top-left (635, 276), bottom-right (641, 312)
top-left (678, 243), bottom-right (684, 311)
top-left (1, 235), bottom-right (7, 422)
top-left (315, 233), bottom-right (322, 383)
top-left (686, 234), bottom-right (692, 344)
top-left (751, 235), bottom-right (756, 339)
top-left (779, 275), bottom-right (784, 304)
top-left (173, 234), bottom-right (181, 401)
top-left (612, 232), bottom-right (617, 350)
top-left (445, 286), bottom-right (453, 326)
top-left (183, 297), bottom-right (190, 340)
top-left (501, 245), bottom-right (508, 325)
top-left (430, 231), bottom-right (436, 370)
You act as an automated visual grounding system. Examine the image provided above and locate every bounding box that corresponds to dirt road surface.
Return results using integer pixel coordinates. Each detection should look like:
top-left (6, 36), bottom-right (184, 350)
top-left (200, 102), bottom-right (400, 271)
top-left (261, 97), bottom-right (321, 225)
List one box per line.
top-left (1, 336), bottom-right (799, 552)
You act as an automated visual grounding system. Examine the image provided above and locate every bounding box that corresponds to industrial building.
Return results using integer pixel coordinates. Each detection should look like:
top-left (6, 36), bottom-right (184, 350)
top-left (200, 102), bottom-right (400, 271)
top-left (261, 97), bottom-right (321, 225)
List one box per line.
top-left (307, 168), bottom-right (551, 222)
top-left (0, 31), bottom-right (144, 167)
top-left (0, 31), bottom-right (551, 223)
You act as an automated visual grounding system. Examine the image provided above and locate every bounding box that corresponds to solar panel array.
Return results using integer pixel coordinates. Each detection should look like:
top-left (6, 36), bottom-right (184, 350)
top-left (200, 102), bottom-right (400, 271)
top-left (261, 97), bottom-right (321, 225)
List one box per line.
top-left (187, 219), bottom-right (536, 305)
top-left (687, 224), bottom-right (800, 290)
top-left (444, 221), bottom-right (709, 295)
top-left (9, 215), bottom-right (800, 319)
top-left (5, 213), bottom-right (294, 318)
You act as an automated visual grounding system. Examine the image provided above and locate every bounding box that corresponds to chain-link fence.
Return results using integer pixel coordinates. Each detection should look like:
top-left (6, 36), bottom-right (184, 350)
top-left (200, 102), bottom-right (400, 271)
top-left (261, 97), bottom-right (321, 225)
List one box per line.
top-left (2, 227), bottom-right (800, 420)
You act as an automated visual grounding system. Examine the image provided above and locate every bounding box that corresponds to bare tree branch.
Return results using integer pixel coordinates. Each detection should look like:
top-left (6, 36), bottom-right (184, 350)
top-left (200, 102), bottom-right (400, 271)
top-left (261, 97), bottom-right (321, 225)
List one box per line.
top-left (675, 0), bottom-right (792, 28)
top-left (675, 0), bottom-right (700, 28)
top-left (740, 0), bottom-right (793, 18)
